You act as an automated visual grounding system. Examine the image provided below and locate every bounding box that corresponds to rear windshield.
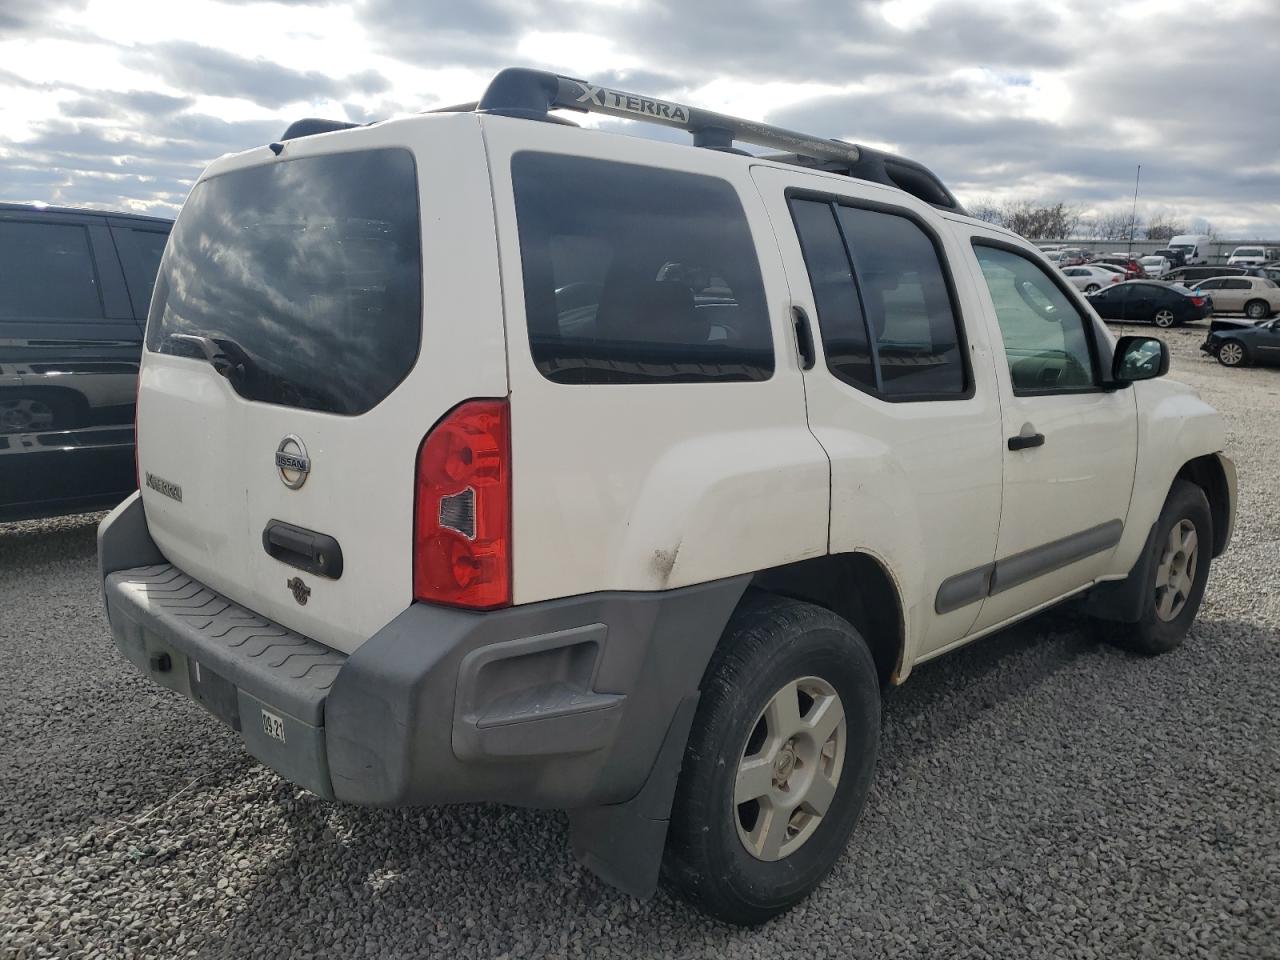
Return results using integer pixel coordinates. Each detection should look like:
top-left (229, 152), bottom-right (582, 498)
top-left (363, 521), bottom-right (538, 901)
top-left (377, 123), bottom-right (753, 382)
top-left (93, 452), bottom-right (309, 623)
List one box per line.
top-left (146, 148), bottom-right (421, 416)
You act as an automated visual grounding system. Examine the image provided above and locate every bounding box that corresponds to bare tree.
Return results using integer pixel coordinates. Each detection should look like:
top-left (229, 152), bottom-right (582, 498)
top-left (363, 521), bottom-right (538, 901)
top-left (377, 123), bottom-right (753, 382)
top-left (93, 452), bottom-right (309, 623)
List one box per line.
top-left (967, 198), bottom-right (1002, 225)
top-left (998, 200), bottom-right (1083, 240)
top-left (1094, 210), bottom-right (1139, 241)
top-left (1144, 213), bottom-right (1188, 242)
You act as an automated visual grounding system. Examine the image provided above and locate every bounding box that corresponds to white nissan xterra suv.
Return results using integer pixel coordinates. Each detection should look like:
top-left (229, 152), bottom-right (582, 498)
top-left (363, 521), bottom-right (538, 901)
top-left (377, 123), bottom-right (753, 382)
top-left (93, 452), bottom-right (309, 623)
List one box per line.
top-left (99, 68), bottom-right (1236, 926)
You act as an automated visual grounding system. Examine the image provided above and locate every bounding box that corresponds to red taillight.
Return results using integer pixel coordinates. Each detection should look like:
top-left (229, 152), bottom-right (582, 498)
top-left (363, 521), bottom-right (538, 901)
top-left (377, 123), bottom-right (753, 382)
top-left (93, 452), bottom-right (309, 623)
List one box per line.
top-left (1191, 296), bottom-right (1206, 307)
top-left (413, 398), bottom-right (511, 609)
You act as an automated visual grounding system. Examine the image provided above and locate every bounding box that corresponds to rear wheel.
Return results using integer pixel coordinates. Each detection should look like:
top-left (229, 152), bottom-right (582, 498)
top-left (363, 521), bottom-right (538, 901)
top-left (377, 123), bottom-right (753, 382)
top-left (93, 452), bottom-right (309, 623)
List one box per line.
top-left (1152, 308), bottom-right (1177, 327)
top-left (1102, 480), bottom-right (1212, 655)
top-left (663, 594), bottom-right (880, 926)
top-left (1244, 299), bottom-right (1270, 320)
top-left (1217, 340), bottom-right (1247, 366)
top-left (1085, 283), bottom-right (1101, 293)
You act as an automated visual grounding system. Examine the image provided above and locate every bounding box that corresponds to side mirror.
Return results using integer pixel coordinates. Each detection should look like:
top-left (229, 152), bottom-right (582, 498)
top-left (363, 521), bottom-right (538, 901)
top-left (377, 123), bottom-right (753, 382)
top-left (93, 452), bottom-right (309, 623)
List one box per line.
top-left (1112, 335), bottom-right (1169, 383)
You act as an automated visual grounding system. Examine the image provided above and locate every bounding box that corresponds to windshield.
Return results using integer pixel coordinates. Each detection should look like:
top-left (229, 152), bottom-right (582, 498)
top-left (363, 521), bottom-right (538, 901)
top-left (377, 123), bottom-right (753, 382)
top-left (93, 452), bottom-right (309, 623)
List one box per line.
top-left (146, 148), bottom-right (422, 416)
top-left (1141, 257), bottom-right (1161, 265)
top-left (1235, 248), bottom-right (1263, 257)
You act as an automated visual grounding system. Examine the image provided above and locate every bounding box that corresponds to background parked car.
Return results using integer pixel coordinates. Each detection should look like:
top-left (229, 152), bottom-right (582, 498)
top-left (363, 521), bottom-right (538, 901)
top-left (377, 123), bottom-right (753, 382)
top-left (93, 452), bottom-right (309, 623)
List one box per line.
top-left (0, 203), bottom-right (171, 522)
top-left (1138, 255), bottom-right (1171, 278)
top-left (1227, 245), bottom-right (1278, 266)
top-left (1094, 255), bottom-right (1146, 279)
top-left (1191, 276), bottom-right (1280, 319)
top-left (1091, 263), bottom-right (1129, 279)
top-left (1153, 247), bottom-right (1186, 267)
top-left (1088, 280), bottom-right (1211, 327)
top-left (1201, 316), bottom-right (1280, 367)
top-left (1163, 264), bottom-right (1253, 286)
top-left (1061, 264), bottom-right (1122, 292)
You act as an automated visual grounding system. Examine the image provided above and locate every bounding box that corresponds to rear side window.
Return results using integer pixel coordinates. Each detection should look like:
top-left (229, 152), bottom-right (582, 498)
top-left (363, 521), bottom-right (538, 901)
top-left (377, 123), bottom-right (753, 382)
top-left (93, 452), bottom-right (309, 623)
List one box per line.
top-left (0, 221), bottom-right (103, 320)
top-left (1222, 279), bottom-right (1251, 290)
top-left (789, 197), bottom-right (968, 399)
top-left (112, 226), bottom-right (169, 320)
top-left (147, 149), bottom-right (421, 416)
top-left (511, 152), bottom-right (773, 384)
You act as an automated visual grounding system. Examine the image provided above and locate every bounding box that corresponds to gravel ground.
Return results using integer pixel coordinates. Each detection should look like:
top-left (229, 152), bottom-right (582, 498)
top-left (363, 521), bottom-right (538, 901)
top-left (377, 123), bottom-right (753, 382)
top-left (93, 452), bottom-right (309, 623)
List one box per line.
top-left (2, 329), bottom-right (1278, 959)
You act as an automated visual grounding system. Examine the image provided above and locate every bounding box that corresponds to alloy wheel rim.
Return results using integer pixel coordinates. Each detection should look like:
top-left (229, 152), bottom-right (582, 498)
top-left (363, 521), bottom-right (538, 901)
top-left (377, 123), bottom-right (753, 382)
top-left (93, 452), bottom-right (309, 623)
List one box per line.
top-left (1154, 518), bottom-right (1199, 622)
top-left (1247, 303), bottom-right (1265, 318)
top-left (1154, 310), bottom-right (1175, 326)
top-left (1220, 343), bottom-right (1243, 365)
top-left (734, 676), bottom-right (846, 862)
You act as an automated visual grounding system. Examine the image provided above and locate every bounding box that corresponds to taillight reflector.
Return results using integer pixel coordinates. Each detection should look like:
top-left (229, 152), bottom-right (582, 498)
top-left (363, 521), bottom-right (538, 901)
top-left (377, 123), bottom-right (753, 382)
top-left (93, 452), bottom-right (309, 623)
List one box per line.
top-left (413, 398), bottom-right (511, 609)
top-left (1191, 296), bottom-right (1206, 307)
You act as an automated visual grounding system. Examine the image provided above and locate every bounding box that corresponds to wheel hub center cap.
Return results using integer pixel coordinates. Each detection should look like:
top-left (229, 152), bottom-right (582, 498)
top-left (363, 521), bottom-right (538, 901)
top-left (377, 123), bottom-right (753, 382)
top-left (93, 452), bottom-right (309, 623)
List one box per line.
top-left (773, 744), bottom-right (797, 786)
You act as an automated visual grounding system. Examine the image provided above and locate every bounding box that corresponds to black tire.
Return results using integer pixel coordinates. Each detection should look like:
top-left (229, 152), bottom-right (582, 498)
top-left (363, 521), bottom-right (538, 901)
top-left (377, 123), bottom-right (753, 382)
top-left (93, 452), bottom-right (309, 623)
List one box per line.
top-left (1105, 480), bottom-right (1212, 655)
top-left (1085, 283), bottom-right (1101, 293)
top-left (1244, 299), bottom-right (1270, 320)
top-left (662, 593), bottom-right (880, 926)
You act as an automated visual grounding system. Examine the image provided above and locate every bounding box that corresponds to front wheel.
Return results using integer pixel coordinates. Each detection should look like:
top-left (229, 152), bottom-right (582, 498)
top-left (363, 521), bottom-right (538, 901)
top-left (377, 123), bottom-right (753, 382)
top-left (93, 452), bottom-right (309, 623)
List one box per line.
top-left (1244, 299), bottom-right (1270, 320)
top-left (1103, 480), bottom-right (1212, 655)
top-left (1217, 340), bottom-right (1246, 366)
top-left (663, 594), bottom-right (880, 926)
top-left (1152, 308), bottom-right (1177, 327)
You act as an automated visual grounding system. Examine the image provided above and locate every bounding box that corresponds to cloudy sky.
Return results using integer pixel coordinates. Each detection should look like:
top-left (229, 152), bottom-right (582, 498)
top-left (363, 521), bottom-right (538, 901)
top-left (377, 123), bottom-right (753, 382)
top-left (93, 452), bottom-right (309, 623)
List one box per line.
top-left (2, 0), bottom-right (1278, 237)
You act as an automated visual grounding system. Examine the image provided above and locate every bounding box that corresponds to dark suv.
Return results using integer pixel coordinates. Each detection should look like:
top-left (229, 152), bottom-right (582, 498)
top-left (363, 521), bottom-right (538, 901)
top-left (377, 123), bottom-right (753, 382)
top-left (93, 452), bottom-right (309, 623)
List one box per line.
top-left (0, 203), bottom-right (171, 522)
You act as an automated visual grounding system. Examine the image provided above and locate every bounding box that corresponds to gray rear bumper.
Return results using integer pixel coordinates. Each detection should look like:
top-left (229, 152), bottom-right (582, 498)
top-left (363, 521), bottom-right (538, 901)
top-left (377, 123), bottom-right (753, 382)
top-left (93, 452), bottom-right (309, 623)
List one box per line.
top-left (100, 492), bottom-right (749, 814)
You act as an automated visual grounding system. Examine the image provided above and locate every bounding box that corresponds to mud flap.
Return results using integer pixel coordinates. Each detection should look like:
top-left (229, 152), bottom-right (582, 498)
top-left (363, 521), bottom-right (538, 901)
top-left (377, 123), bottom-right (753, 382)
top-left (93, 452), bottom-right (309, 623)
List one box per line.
top-left (566, 694), bottom-right (699, 899)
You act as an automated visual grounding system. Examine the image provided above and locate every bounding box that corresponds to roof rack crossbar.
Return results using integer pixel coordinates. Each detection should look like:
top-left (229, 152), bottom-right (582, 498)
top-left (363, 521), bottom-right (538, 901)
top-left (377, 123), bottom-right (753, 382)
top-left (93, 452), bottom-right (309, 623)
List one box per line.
top-left (475, 68), bottom-right (962, 212)
top-left (476, 67), bottom-right (862, 167)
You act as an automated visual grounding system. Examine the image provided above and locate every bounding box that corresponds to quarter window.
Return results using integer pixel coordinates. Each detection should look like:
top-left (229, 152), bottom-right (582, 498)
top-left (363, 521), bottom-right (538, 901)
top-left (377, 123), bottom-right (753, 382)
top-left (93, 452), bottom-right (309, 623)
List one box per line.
top-left (511, 153), bottom-right (773, 384)
top-left (789, 197), bottom-right (968, 399)
top-left (0, 221), bottom-right (103, 320)
top-left (973, 244), bottom-right (1097, 394)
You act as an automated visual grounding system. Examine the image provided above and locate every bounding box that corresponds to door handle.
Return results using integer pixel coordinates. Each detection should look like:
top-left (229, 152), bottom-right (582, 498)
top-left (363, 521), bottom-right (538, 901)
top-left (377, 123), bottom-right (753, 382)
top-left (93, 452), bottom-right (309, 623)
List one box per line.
top-left (792, 305), bottom-right (816, 370)
top-left (1008, 430), bottom-right (1046, 451)
top-left (262, 520), bottom-right (343, 579)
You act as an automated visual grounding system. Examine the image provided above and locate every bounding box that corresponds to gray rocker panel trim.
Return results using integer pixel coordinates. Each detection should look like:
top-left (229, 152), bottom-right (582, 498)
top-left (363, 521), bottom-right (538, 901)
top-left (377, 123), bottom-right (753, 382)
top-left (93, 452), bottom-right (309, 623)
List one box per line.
top-left (935, 519), bottom-right (1124, 614)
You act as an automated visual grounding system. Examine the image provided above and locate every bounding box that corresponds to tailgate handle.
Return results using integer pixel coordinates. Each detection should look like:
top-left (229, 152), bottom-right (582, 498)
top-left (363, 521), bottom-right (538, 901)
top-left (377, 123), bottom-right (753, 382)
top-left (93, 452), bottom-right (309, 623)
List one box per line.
top-left (262, 520), bottom-right (344, 580)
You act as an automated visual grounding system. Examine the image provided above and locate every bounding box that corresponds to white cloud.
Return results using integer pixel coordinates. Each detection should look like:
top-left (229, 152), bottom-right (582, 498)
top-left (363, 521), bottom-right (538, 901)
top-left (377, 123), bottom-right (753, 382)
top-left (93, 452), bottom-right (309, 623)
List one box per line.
top-left (0, 0), bottom-right (1276, 234)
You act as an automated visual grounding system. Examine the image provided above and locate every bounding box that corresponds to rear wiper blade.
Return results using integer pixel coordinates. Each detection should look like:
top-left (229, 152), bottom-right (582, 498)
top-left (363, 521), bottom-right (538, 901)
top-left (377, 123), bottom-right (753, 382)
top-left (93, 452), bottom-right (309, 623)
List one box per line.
top-left (163, 334), bottom-right (257, 384)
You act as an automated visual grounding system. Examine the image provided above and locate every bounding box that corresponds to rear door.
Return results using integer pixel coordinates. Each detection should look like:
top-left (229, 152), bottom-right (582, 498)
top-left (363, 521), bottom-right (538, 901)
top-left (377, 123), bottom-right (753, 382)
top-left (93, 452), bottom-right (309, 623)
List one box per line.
top-left (1124, 283), bottom-right (1156, 323)
top-left (1214, 278), bottom-right (1250, 312)
top-left (751, 166), bottom-right (1004, 657)
top-left (137, 116), bottom-right (506, 654)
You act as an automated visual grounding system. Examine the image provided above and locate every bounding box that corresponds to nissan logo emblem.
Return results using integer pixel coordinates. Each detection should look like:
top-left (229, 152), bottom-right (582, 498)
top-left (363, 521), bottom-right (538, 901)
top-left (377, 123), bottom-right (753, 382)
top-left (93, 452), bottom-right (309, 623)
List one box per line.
top-left (275, 435), bottom-right (310, 490)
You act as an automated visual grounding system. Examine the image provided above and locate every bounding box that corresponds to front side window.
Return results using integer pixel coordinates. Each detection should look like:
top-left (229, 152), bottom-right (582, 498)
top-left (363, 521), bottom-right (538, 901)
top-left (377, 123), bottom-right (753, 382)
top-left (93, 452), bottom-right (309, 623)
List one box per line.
top-left (511, 152), bottom-right (773, 384)
top-left (973, 244), bottom-right (1097, 395)
top-left (0, 221), bottom-right (103, 320)
top-left (789, 197), bottom-right (968, 399)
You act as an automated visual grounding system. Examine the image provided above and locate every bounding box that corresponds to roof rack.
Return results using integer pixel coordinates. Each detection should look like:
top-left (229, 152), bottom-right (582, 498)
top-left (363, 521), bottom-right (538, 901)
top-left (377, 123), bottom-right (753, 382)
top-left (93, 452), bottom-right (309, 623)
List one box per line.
top-left (476, 68), bottom-right (964, 213)
top-left (277, 67), bottom-right (963, 213)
